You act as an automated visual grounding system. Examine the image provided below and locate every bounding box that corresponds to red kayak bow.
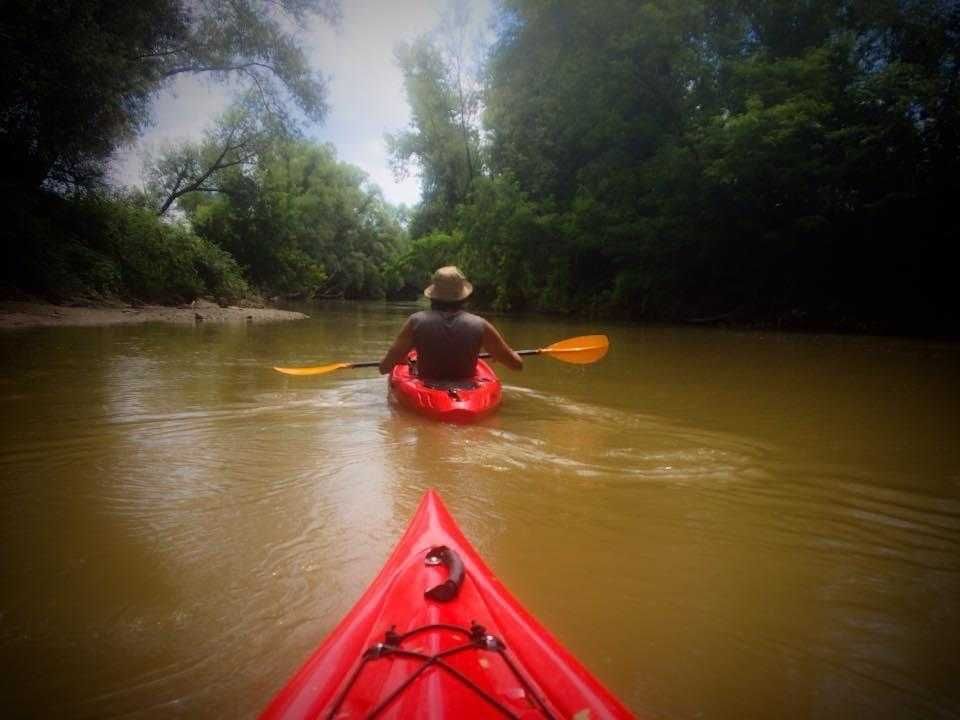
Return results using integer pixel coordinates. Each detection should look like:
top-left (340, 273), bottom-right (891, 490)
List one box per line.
top-left (260, 490), bottom-right (635, 719)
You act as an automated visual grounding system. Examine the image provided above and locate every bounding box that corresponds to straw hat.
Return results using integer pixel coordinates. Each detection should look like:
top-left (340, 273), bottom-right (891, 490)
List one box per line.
top-left (424, 266), bottom-right (473, 302)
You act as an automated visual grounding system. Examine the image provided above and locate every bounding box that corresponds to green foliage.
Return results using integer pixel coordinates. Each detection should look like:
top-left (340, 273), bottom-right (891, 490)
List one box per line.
top-left (183, 140), bottom-right (405, 299)
top-left (1, 192), bottom-right (248, 304)
top-left (387, 31), bottom-right (482, 237)
top-left (394, 0), bottom-right (959, 332)
top-left (388, 230), bottom-right (465, 297)
top-left (145, 98), bottom-right (280, 215)
top-left (457, 176), bottom-right (562, 312)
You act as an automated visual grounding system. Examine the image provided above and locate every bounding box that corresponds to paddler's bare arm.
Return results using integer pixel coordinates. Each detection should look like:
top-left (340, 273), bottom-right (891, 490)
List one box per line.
top-left (379, 319), bottom-right (415, 374)
top-left (482, 320), bottom-right (523, 370)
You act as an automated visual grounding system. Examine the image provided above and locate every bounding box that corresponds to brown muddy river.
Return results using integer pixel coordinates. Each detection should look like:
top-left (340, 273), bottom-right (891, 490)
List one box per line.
top-left (1, 301), bottom-right (958, 719)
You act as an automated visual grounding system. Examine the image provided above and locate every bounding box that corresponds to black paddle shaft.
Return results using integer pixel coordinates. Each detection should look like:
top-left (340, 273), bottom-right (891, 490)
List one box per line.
top-left (479, 349), bottom-right (541, 359)
top-left (368, 349), bottom-right (540, 368)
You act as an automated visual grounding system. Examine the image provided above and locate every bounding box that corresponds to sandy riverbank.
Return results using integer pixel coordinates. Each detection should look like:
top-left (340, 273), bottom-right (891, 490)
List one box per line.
top-left (0, 299), bottom-right (309, 329)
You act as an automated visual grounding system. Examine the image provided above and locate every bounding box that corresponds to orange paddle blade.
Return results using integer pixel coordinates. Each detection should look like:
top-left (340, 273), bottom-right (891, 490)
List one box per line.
top-left (273, 362), bottom-right (353, 376)
top-left (540, 335), bottom-right (609, 364)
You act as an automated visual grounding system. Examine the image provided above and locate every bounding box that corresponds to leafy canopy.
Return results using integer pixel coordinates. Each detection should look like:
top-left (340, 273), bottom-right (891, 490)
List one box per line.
top-left (0, 0), bottom-right (339, 191)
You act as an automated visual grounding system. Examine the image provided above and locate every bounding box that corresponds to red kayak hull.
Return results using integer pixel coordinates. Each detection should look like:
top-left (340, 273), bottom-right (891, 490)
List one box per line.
top-left (388, 353), bottom-right (502, 423)
top-left (260, 490), bottom-right (635, 719)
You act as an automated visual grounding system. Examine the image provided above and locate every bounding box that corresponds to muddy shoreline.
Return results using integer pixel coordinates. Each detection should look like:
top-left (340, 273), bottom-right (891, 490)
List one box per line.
top-left (0, 299), bottom-right (309, 329)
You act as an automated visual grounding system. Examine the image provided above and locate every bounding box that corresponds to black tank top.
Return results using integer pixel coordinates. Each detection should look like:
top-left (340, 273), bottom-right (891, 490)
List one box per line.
top-left (409, 310), bottom-right (485, 380)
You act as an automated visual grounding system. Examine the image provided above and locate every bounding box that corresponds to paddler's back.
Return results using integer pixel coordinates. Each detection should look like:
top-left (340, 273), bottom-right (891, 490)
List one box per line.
top-left (409, 309), bottom-right (484, 380)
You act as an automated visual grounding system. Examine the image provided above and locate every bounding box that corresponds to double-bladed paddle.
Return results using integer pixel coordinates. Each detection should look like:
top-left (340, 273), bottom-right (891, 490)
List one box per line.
top-left (273, 334), bottom-right (610, 376)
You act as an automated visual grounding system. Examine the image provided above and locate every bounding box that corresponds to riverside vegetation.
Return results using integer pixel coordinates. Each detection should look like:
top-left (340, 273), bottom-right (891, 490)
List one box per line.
top-left (1, 1), bottom-right (957, 334)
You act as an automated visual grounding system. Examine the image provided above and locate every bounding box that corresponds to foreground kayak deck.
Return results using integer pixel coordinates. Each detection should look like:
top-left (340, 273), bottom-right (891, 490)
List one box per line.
top-left (388, 354), bottom-right (502, 423)
top-left (260, 490), bottom-right (635, 719)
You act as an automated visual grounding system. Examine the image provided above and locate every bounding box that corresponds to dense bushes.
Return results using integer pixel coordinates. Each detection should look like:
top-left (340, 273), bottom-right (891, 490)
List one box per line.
top-left (2, 191), bottom-right (248, 304)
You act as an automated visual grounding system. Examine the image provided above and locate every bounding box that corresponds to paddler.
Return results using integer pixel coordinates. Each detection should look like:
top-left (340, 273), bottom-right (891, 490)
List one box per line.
top-left (378, 266), bottom-right (523, 381)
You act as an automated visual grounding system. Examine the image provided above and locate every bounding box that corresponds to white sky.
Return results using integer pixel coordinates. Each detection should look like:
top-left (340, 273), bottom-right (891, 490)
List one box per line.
top-left (111, 0), bottom-right (493, 208)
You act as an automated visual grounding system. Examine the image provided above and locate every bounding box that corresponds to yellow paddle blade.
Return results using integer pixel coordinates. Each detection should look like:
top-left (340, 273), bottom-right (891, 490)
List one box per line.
top-left (540, 335), bottom-right (610, 364)
top-left (273, 362), bottom-right (352, 376)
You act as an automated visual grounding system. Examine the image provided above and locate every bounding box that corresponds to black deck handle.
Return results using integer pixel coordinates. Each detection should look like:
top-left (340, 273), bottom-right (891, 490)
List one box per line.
top-left (424, 546), bottom-right (464, 602)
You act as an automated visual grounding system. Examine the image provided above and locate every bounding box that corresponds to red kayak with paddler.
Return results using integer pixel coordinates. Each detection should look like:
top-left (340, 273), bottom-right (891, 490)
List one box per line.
top-left (273, 266), bottom-right (610, 423)
top-left (274, 334), bottom-right (609, 423)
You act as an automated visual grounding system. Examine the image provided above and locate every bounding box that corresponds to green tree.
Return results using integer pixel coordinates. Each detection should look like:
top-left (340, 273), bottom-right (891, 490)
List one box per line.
top-left (386, 19), bottom-right (482, 238)
top-left (145, 96), bottom-right (283, 215)
top-left (183, 140), bottom-right (404, 298)
top-left (0, 0), bottom-right (339, 192)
